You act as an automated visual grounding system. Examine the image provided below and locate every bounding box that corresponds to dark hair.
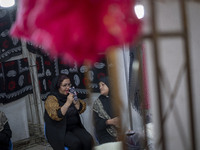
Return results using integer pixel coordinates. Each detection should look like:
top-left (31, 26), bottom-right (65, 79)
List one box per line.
top-left (56, 74), bottom-right (70, 89)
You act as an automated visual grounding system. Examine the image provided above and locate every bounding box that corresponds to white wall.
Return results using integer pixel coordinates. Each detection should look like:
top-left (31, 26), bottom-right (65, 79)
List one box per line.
top-left (188, 2), bottom-right (200, 150)
top-left (0, 96), bottom-right (29, 142)
top-left (143, 1), bottom-right (200, 150)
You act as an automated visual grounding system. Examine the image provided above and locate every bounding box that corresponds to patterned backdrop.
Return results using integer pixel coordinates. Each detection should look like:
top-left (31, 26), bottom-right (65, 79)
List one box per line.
top-left (36, 53), bottom-right (108, 101)
top-left (0, 41), bottom-right (108, 104)
top-left (0, 58), bottom-right (33, 104)
top-left (0, 7), bottom-right (22, 62)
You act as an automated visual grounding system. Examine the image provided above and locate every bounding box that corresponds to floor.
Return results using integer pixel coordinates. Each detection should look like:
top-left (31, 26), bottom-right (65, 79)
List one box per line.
top-left (13, 141), bottom-right (53, 150)
top-left (13, 135), bottom-right (53, 150)
top-left (12, 124), bottom-right (53, 150)
top-left (13, 139), bottom-right (128, 150)
top-left (25, 144), bottom-right (53, 150)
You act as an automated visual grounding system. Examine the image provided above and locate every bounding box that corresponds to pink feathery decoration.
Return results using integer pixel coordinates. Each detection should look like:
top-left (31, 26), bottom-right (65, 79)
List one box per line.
top-left (10, 0), bottom-right (142, 64)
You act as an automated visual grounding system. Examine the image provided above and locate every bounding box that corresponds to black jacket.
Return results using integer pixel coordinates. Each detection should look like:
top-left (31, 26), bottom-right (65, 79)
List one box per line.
top-left (0, 122), bottom-right (12, 150)
top-left (44, 91), bottom-right (85, 150)
top-left (93, 95), bottom-right (117, 144)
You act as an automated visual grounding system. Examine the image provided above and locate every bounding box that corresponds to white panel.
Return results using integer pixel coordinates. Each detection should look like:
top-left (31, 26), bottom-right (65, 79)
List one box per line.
top-left (0, 97), bottom-right (29, 142)
top-left (188, 2), bottom-right (200, 150)
top-left (143, 1), bottom-right (200, 150)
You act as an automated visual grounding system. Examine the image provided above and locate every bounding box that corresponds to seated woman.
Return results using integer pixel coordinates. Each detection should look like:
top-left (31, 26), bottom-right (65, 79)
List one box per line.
top-left (44, 74), bottom-right (93, 150)
top-left (93, 76), bottom-right (120, 145)
top-left (0, 111), bottom-right (12, 150)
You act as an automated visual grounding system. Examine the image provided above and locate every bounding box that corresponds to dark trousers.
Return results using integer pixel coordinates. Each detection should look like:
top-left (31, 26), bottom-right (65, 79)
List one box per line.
top-left (64, 127), bottom-right (93, 150)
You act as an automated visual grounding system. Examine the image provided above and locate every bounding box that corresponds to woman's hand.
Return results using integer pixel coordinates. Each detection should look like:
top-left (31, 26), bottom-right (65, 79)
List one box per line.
top-left (73, 99), bottom-right (80, 110)
top-left (66, 93), bottom-right (74, 105)
top-left (112, 117), bottom-right (120, 128)
top-left (106, 117), bottom-right (120, 128)
top-left (61, 93), bottom-right (74, 115)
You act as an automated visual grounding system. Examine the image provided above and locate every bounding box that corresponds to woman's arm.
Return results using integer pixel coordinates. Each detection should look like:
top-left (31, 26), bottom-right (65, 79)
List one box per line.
top-left (45, 94), bottom-right (73, 121)
top-left (73, 100), bottom-right (80, 110)
top-left (106, 117), bottom-right (120, 128)
top-left (60, 93), bottom-right (74, 115)
top-left (93, 111), bottom-right (108, 131)
top-left (73, 99), bottom-right (86, 114)
top-left (45, 96), bottom-right (63, 121)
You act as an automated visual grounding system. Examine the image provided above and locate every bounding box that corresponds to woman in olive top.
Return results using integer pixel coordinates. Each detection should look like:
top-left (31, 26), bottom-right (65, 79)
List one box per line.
top-left (44, 74), bottom-right (93, 150)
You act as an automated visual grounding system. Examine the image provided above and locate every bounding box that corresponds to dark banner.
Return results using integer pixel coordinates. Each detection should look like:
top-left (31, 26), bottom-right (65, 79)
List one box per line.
top-left (26, 42), bottom-right (45, 55)
top-left (0, 8), bottom-right (22, 62)
top-left (0, 62), bottom-right (6, 102)
top-left (89, 58), bottom-right (108, 92)
top-left (36, 54), bottom-right (57, 99)
top-left (0, 58), bottom-right (33, 104)
top-left (36, 54), bottom-right (108, 101)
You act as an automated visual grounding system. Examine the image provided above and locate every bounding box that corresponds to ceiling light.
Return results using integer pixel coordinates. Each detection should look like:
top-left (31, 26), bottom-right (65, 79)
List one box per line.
top-left (0, 0), bottom-right (15, 8)
top-left (134, 4), bottom-right (144, 19)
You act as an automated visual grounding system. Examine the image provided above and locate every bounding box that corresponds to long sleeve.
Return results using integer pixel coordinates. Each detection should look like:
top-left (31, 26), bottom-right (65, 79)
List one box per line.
top-left (78, 99), bottom-right (86, 114)
top-left (93, 110), bottom-right (108, 131)
top-left (45, 95), bottom-right (64, 121)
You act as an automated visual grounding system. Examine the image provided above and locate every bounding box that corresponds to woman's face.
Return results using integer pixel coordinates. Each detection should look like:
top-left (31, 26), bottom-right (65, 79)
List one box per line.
top-left (99, 81), bottom-right (109, 96)
top-left (58, 79), bottom-right (71, 95)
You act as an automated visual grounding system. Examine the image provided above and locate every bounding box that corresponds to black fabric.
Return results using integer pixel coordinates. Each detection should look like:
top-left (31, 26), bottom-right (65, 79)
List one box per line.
top-left (36, 54), bottom-right (57, 100)
top-left (26, 42), bottom-right (45, 55)
top-left (0, 58), bottom-right (33, 104)
top-left (0, 122), bottom-right (12, 150)
top-left (93, 95), bottom-right (117, 144)
top-left (0, 8), bottom-right (22, 62)
top-left (44, 111), bottom-right (66, 150)
top-left (98, 95), bottom-right (114, 118)
top-left (0, 62), bottom-right (6, 103)
top-left (64, 127), bottom-right (93, 150)
top-left (90, 56), bottom-right (108, 93)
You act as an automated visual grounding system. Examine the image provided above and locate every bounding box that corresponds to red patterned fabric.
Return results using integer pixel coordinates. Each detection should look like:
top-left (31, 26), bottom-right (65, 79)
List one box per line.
top-left (10, 0), bottom-right (142, 64)
top-left (0, 58), bottom-right (33, 104)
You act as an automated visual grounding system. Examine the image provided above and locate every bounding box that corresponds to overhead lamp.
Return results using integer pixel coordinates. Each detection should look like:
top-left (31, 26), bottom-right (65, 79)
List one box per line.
top-left (134, 3), bottom-right (145, 19)
top-left (0, 0), bottom-right (15, 8)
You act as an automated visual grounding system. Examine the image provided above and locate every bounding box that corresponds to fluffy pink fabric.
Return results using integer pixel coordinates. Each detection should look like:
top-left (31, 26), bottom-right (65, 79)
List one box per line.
top-left (10, 0), bottom-right (142, 64)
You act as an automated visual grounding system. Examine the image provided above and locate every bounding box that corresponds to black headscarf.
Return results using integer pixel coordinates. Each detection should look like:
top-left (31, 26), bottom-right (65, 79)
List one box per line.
top-left (50, 76), bottom-right (59, 92)
top-left (98, 76), bottom-right (114, 117)
top-left (49, 75), bottom-right (68, 103)
top-left (99, 76), bottom-right (110, 89)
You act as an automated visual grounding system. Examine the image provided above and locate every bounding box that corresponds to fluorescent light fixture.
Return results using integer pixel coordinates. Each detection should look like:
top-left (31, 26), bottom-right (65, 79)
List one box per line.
top-left (0, 0), bottom-right (15, 7)
top-left (134, 4), bottom-right (144, 19)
